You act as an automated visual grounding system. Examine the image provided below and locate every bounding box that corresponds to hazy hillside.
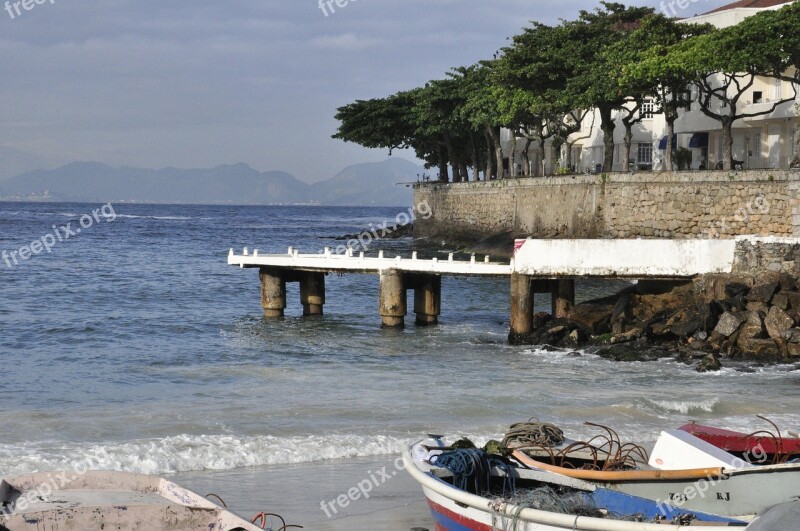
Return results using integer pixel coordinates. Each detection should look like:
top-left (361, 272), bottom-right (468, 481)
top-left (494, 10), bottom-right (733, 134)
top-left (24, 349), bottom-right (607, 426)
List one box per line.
top-left (0, 158), bottom-right (424, 206)
top-left (0, 146), bottom-right (49, 181)
top-left (311, 158), bottom-right (420, 206)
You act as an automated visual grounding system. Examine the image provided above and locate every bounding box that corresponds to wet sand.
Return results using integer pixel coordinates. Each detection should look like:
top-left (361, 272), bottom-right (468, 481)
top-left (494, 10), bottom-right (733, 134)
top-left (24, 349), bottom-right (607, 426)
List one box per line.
top-left (174, 454), bottom-right (433, 530)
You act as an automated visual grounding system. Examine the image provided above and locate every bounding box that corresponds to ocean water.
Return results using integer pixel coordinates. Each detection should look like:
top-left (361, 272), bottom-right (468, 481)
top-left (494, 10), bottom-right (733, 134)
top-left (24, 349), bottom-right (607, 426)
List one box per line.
top-left (1, 201), bottom-right (799, 515)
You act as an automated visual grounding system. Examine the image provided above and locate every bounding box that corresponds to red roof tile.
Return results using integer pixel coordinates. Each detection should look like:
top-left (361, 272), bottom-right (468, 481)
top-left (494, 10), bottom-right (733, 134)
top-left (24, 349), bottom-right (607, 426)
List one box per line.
top-left (703, 0), bottom-right (794, 15)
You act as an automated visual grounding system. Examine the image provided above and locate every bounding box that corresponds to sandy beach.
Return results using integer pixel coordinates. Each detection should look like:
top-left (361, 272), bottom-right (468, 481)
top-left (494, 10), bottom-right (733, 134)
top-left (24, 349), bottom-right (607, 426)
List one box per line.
top-left (175, 454), bottom-right (433, 530)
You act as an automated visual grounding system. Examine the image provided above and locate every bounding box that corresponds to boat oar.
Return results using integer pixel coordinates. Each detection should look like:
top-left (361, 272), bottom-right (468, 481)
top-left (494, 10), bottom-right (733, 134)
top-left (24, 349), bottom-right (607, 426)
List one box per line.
top-left (511, 450), bottom-right (725, 482)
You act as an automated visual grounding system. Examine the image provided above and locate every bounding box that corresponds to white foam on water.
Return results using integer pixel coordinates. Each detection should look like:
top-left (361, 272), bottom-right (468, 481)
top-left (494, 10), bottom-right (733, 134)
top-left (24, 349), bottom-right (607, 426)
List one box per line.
top-left (0, 433), bottom-right (421, 477)
top-left (645, 397), bottom-right (720, 415)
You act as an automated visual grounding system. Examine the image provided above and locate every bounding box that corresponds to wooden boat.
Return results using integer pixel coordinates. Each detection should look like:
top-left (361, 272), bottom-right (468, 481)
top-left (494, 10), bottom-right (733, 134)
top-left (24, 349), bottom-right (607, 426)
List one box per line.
top-left (679, 422), bottom-right (800, 463)
top-left (404, 439), bottom-right (748, 531)
top-left (0, 470), bottom-right (268, 530)
top-left (512, 449), bottom-right (800, 519)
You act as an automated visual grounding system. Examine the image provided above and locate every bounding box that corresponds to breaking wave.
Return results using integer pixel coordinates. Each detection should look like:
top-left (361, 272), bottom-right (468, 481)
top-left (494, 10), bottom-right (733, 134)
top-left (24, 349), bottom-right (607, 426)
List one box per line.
top-left (645, 397), bottom-right (721, 415)
top-left (0, 433), bottom-right (420, 477)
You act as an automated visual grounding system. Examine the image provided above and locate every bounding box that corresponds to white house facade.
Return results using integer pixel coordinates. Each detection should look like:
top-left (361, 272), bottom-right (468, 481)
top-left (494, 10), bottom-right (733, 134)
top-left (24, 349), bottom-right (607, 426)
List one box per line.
top-left (502, 0), bottom-right (799, 175)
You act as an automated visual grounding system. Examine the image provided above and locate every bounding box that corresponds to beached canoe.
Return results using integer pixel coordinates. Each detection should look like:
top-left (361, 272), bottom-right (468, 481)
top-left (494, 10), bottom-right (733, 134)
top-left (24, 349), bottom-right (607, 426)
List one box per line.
top-left (0, 470), bottom-right (266, 531)
top-left (679, 422), bottom-right (800, 462)
top-left (404, 439), bottom-right (748, 531)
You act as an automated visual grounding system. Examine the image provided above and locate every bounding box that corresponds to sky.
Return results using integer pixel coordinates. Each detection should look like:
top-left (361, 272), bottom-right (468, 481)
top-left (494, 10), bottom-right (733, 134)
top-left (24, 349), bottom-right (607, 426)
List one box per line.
top-left (0, 0), bottom-right (733, 182)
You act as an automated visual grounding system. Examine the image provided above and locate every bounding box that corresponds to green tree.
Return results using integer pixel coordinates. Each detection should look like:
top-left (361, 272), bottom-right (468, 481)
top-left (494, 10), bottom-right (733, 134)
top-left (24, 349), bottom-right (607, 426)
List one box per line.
top-left (658, 2), bottom-right (800, 170)
top-left (615, 15), bottom-right (714, 170)
top-left (499, 3), bottom-right (654, 172)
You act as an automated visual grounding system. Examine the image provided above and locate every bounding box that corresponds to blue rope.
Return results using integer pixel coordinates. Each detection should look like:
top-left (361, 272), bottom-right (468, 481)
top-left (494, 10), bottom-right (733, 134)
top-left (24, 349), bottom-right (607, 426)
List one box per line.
top-left (431, 449), bottom-right (516, 496)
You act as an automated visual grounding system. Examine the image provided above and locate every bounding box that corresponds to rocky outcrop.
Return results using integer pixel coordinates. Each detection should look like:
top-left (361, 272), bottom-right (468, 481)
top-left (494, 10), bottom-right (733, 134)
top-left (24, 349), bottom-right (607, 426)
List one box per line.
top-left (521, 272), bottom-right (800, 370)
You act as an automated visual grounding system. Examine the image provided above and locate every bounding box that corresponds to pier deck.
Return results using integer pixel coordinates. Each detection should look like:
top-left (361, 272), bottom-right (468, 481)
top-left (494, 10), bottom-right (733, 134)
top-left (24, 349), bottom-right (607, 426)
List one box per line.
top-left (228, 248), bottom-right (512, 276)
top-left (227, 237), bottom-right (783, 338)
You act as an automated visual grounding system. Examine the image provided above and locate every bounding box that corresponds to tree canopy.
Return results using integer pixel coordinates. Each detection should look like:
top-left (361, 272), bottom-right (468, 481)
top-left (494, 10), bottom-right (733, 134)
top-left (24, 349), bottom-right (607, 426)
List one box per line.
top-left (333, 1), bottom-right (800, 180)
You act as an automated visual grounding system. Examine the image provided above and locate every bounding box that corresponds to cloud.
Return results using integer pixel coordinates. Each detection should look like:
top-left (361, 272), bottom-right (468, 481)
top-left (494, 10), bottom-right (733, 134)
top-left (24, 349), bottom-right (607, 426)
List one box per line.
top-left (0, 0), bottom-right (736, 181)
top-left (309, 32), bottom-right (380, 51)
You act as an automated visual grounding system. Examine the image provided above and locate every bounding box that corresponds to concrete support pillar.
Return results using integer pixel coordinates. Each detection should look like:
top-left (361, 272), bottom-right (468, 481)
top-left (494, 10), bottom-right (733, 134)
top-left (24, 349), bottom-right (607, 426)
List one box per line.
top-left (413, 275), bottom-right (441, 326)
top-left (509, 273), bottom-right (534, 343)
top-left (552, 279), bottom-right (575, 319)
top-left (260, 267), bottom-right (286, 318)
top-left (300, 272), bottom-right (326, 316)
top-left (379, 269), bottom-right (407, 328)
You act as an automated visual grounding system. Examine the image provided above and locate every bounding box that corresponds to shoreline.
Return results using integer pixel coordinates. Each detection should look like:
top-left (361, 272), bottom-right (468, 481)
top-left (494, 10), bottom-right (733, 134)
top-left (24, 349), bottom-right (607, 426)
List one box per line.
top-left (173, 455), bottom-right (433, 530)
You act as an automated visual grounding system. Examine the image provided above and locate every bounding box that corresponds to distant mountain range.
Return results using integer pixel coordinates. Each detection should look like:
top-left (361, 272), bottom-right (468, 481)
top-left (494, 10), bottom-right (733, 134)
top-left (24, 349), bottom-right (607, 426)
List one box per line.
top-left (0, 158), bottom-right (423, 206)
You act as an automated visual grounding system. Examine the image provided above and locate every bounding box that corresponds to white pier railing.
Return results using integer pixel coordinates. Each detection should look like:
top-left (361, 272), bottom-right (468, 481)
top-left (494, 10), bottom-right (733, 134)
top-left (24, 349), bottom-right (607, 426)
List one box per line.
top-left (228, 247), bottom-right (513, 277)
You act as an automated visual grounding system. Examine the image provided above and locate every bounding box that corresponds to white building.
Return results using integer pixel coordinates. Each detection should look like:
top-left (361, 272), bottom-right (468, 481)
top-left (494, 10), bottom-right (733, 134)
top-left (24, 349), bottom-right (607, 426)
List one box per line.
top-left (503, 0), bottom-right (799, 175)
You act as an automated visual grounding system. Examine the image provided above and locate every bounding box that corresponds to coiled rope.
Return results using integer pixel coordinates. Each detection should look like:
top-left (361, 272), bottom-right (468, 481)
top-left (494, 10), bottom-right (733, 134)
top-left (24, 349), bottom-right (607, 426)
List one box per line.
top-left (502, 421), bottom-right (565, 448)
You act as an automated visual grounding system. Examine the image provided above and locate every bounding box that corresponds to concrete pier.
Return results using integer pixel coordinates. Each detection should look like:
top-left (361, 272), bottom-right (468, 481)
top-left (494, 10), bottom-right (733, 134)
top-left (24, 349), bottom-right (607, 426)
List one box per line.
top-left (300, 272), bottom-right (326, 316)
top-left (509, 273), bottom-right (534, 343)
top-left (552, 279), bottom-right (575, 319)
top-left (232, 238), bottom-right (776, 340)
top-left (411, 274), bottom-right (441, 326)
top-left (259, 268), bottom-right (286, 318)
top-left (380, 270), bottom-right (407, 328)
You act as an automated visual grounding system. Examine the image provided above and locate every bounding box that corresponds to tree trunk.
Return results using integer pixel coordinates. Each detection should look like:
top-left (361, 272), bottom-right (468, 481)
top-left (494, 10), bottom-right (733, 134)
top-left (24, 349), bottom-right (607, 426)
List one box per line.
top-left (599, 105), bottom-right (616, 172)
top-left (486, 125), bottom-right (504, 180)
top-left (565, 141), bottom-right (574, 172)
top-left (459, 161), bottom-right (469, 183)
top-left (663, 117), bottom-right (675, 171)
top-left (622, 126), bottom-right (633, 173)
top-left (722, 119), bottom-right (734, 171)
top-left (444, 133), bottom-right (461, 182)
top-left (438, 143), bottom-right (449, 182)
top-left (470, 133), bottom-right (481, 181)
top-left (522, 138), bottom-right (533, 177)
top-left (484, 130), bottom-right (493, 180)
top-left (535, 138), bottom-right (546, 177)
top-left (509, 134), bottom-right (518, 178)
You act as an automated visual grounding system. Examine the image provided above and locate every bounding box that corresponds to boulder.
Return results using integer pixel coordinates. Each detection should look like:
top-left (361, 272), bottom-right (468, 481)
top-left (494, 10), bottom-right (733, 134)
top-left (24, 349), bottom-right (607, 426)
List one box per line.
top-left (765, 306), bottom-right (796, 342)
top-left (611, 294), bottom-right (633, 323)
top-left (788, 343), bottom-right (800, 357)
top-left (696, 354), bottom-right (722, 373)
top-left (746, 301), bottom-right (769, 313)
top-left (738, 311), bottom-right (766, 340)
top-left (778, 273), bottom-right (797, 292)
top-left (611, 328), bottom-right (642, 344)
top-left (713, 312), bottom-right (747, 338)
top-left (746, 281), bottom-right (779, 303)
top-left (669, 308), bottom-right (704, 338)
top-left (782, 328), bottom-right (800, 343)
top-left (567, 328), bottom-right (588, 345)
top-left (724, 282), bottom-right (751, 298)
top-left (737, 337), bottom-right (782, 360)
top-left (771, 292), bottom-right (790, 310)
top-left (787, 292), bottom-right (800, 310)
top-left (567, 304), bottom-right (611, 334)
top-left (533, 312), bottom-right (553, 329)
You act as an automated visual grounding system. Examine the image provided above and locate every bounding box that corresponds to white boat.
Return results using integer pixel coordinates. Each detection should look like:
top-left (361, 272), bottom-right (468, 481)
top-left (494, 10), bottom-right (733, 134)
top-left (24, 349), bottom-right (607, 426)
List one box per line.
top-left (404, 439), bottom-right (748, 531)
top-left (0, 470), bottom-right (270, 531)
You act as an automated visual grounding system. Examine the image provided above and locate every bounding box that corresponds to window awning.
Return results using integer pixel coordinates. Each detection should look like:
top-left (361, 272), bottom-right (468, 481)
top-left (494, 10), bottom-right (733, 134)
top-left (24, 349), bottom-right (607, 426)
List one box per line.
top-left (658, 135), bottom-right (678, 150)
top-left (689, 132), bottom-right (709, 148)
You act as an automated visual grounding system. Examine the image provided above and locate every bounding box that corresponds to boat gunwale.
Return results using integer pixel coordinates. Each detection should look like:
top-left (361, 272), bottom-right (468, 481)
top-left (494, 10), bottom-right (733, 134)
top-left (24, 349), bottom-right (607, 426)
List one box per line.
top-left (403, 441), bottom-right (740, 531)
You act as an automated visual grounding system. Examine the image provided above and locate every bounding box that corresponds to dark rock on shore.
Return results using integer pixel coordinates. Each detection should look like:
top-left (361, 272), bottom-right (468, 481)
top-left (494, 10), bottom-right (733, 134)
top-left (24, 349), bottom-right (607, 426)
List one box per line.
top-left (333, 222), bottom-right (414, 241)
top-left (514, 271), bottom-right (800, 367)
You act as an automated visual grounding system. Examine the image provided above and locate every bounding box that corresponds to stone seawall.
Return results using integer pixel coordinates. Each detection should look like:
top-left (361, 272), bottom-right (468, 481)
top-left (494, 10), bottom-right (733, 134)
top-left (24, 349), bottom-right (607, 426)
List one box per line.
top-left (414, 170), bottom-right (800, 244)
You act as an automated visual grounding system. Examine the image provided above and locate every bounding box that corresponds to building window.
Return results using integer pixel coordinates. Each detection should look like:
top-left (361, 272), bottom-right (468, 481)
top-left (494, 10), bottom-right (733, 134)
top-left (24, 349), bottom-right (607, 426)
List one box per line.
top-left (641, 99), bottom-right (655, 119)
top-left (753, 91), bottom-right (763, 104)
top-left (774, 79), bottom-right (782, 100)
top-left (684, 90), bottom-right (693, 111)
top-left (637, 143), bottom-right (653, 165)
